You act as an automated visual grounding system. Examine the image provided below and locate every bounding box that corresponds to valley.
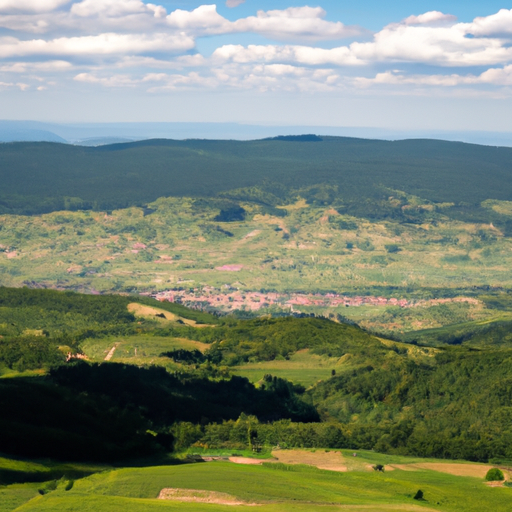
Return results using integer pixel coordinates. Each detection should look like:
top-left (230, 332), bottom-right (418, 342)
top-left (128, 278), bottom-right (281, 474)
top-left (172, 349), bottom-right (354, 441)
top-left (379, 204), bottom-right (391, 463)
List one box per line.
top-left (1, 137), bottom-right (512, 510)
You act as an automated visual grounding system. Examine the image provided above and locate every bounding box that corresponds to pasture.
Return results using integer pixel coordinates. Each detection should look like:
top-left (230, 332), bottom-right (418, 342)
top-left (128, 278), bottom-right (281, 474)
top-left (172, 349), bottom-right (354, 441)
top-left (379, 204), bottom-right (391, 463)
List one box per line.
top-left (81, 335), bottom-right (209, 366)
top-left (4, 451), bottom-right (511, 512)
top-left (232, 350), bottom-right (340, 387)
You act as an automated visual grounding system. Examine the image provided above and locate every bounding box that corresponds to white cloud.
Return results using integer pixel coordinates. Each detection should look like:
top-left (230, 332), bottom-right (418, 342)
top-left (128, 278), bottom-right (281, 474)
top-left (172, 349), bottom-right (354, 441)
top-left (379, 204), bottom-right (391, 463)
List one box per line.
top-left (467, 9), bottom-right (512, 37)
top-left (350, 22), bottom-right (512, 66)
top-left (403, 11), bottom-right (457, 26)
top-left (71, 0), bottom-right (152, 17)
top-left (165, 5), bottom-right (362, 41)
top-left (166, 5), bottom-right (230, 35)
top-left (355, 64), bottom-right (512, 88)
top-left (74, 72), bottom-right (138, 86)
top-left (233, 6), bottom-right (362, 41)
top-left (0, 32), bottom-right (195, 58)
top-left (226, 0), bottom-right (245, 7)
top-left (0, 0), bottom-right (69, 13)
top-left (0, 60), bottom-right (72, 72)
top-left (4, 4), bottom-right (512, 98)
top-left (212, 44), bottom-right (362, 66)
top-left (0, 80), bottom-right (29, 90)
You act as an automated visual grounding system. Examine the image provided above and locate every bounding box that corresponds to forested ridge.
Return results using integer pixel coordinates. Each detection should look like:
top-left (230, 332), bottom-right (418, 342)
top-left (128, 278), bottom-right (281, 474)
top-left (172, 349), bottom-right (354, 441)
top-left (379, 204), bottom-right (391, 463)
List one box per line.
top-left (1, 138), bottom-right (512, 223)
top-left (1, 287), bottom-right (512, 464)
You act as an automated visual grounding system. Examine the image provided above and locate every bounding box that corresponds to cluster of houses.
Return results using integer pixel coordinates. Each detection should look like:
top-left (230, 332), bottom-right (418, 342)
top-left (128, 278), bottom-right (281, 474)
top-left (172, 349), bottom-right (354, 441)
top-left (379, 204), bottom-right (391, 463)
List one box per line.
top-left (153, 287), bottom-right (411, 313)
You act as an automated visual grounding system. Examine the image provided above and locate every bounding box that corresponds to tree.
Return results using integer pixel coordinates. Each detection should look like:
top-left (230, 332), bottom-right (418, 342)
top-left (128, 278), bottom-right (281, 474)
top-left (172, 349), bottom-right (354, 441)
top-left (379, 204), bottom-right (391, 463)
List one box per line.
top-left (413, 490), bottom-right (424, 500)
top-left (485, 468), bottom-right (504, 481)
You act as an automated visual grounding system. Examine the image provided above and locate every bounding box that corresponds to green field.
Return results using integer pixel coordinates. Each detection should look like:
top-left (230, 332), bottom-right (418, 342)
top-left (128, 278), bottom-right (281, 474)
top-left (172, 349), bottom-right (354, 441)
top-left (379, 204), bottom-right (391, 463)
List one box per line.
top-left (81, 335), bottom-right (209, 365)
top-left (3, 454), bottom-right (511, 512)
top-left (232, 350), bottom-right (339, 387)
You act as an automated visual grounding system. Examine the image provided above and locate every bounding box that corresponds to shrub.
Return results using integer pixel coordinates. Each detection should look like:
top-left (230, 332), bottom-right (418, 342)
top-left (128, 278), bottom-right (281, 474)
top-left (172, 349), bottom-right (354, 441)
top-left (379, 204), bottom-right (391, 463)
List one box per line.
top-left (385, 244), bottom-right (401, 253)
top-left (485, 468), bottom-right (504, 481)
top-left (413, 490), bottom-right (424, 500)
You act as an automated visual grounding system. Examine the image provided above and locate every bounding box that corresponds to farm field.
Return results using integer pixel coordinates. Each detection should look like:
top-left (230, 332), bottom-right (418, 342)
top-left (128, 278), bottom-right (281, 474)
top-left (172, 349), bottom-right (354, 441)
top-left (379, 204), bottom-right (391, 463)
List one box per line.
top-left (4, 451), bottom-right (511, 512)
top-left (81, 335), bottom-right (209, 365)
top-left (231, 349), bottom-right (340, 387)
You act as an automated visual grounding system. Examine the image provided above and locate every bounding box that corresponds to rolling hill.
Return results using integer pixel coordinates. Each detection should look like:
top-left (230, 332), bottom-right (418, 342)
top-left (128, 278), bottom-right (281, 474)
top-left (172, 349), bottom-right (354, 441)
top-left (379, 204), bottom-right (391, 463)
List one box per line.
top-left (1, 137), bottom-right (512, 219)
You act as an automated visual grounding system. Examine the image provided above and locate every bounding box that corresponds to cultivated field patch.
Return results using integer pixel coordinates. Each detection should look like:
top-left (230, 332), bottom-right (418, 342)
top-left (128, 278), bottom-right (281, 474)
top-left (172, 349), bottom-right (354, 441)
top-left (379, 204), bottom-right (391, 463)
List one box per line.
top-left (158, 487), bottom-right (256, 505)
top-left (270, 449), bottom-right (348, 472)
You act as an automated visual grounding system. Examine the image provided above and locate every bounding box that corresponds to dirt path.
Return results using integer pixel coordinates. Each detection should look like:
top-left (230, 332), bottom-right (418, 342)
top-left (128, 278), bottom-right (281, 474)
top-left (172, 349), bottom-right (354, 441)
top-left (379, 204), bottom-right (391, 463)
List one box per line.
top-left (104, 343), bottom-right (119, 361)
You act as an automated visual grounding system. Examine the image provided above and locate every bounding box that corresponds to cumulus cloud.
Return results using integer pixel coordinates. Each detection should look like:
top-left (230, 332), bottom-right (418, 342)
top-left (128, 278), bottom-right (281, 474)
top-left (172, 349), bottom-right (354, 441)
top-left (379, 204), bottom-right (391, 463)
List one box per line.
top-left (0, 32), bottom-right (194, 58)
top-left (166, 4), bottom-right (230, 35)
top-left (212, 44), bottom-right (362, 66)
top-left (232, 6), bottom-right (363, 41)
top-left (71, 0), bottom-right (165, 18)
top-left (3, 4), bottom-right (512, 96)
top-left (349, 22), bottom-right (512, 66)
top-left (402, 11), bottom-right (457, 26)
top-left (467, 9), bottom-right (512, 37)
top-left (0, 0), bottom-right (70, 13)
top-left (165, 5), bottom-right (363, 40)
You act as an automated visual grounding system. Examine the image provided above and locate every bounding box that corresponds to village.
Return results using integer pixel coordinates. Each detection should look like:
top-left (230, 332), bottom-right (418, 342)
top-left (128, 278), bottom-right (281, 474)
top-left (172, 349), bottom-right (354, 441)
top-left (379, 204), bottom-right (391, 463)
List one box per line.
top-left (153, 287), bottom-right (412, 313)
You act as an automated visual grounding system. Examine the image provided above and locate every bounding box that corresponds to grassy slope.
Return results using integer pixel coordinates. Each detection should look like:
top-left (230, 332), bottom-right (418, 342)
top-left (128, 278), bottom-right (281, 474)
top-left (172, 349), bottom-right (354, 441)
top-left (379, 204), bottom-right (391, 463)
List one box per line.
top-left (10, 459), bottom-right (512, 512)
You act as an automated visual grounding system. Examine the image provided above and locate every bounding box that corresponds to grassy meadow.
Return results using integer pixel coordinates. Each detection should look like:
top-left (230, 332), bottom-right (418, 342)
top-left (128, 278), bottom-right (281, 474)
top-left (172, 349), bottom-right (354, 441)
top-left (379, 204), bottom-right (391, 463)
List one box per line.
top-left (3, 452), bottom-right (511, 512)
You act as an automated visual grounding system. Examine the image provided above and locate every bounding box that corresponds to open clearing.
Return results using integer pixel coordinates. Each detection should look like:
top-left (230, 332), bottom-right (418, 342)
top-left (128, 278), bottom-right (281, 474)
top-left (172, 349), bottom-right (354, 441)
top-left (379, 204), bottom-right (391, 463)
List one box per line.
top-left (81, 335), bottom-right (210, 364)
top-left (128, 303), bottom-right (198, 326)
top-left (232, 349), bottom-right (340, 387)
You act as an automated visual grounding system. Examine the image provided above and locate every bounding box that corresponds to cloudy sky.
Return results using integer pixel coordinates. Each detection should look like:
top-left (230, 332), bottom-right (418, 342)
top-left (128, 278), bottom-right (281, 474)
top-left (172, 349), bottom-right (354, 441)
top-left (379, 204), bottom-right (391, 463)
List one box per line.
top-left (2, 0), bottom-right (512, 130)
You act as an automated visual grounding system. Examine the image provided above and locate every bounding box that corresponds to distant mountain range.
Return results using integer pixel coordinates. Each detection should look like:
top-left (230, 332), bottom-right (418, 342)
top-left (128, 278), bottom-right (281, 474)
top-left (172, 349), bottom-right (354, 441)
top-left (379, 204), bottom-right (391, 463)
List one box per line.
top-left (2, 120), bottom-right (512, 147)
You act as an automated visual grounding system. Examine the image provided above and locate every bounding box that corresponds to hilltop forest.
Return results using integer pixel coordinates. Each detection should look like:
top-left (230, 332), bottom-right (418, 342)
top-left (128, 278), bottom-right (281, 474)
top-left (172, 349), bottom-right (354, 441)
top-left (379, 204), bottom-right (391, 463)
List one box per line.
top-left (0, 137), bottom-right (511, 231)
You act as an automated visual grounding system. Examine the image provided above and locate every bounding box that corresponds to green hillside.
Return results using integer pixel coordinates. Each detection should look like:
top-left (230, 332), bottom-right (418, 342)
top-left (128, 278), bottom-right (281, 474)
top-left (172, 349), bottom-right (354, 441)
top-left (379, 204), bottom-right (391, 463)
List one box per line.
top-left (1, 138), bottom-right (512, 222)
top-left (2, 287), bottom-right (512, 464)
top-left (1, 287), bottom-right (512, 511)
top-left (7, 459), bottom-right (511, 512)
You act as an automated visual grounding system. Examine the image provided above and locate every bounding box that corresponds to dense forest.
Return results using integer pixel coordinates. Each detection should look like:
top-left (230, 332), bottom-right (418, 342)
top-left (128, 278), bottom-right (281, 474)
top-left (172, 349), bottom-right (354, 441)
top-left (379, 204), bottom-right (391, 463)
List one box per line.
top-left (1, 287), bottom-right (512, 465)
top-left (1, 138), bottom-right (512, 229)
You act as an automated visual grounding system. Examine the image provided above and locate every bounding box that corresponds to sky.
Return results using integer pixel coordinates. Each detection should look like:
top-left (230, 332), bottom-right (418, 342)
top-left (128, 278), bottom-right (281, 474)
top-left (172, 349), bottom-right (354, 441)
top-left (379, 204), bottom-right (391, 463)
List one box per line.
top-left (2, 1), bottom-right (512, 131)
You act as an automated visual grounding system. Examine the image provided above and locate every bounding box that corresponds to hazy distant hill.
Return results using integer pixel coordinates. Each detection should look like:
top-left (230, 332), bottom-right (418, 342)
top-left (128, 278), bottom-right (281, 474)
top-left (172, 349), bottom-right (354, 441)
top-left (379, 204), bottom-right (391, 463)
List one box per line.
top-left (0, 137), bottom-right (511, 215)
top-left (0, 128), bottom-right (66, 143)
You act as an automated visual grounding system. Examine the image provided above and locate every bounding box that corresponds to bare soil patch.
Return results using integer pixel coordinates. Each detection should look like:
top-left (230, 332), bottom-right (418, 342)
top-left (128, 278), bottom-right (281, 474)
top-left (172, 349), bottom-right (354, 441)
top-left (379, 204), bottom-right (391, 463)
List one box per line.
top-left (158, 488), bottom-right (256, 506)
top-left (485, 480), bottom-right (505, 487)
top-left (391, 462), bottom-right (494, 478)
top-left (271, 449), bottom-right (347, 472)
top-left (243, 230), bottom-right (261, 239)
top-left (229, 457), bottom-right (268, 465)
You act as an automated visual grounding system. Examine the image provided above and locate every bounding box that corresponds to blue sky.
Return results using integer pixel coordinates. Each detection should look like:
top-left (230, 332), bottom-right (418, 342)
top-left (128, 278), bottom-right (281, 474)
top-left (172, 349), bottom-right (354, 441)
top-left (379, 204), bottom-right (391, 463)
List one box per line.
top-left (2, 1), bottom-right (512, 132)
